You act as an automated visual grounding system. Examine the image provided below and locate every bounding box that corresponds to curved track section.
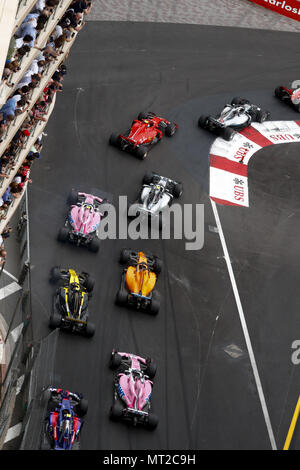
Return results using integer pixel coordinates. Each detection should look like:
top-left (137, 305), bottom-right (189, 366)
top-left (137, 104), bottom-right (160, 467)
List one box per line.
top-left (209, 120), bottom-right (300, 207)
top-left (27, 22), bottom-right (300, 449)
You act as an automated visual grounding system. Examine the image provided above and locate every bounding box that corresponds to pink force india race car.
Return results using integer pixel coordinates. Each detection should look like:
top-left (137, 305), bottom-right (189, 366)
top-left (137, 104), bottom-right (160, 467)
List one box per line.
top-left (58, 191), bottom-right (107, 253)
top-left (109, 350), bottom-right (158, 430)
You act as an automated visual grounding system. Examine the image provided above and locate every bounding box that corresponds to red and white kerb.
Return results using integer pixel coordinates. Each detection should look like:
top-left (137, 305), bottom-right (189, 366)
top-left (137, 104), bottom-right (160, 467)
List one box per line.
top-left (209, 121), bottom-right (300, 207)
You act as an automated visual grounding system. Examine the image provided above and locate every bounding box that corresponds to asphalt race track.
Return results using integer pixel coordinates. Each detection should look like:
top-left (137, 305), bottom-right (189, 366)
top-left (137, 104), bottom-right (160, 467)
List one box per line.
top-left (27, 22), bottom-right (300, 450)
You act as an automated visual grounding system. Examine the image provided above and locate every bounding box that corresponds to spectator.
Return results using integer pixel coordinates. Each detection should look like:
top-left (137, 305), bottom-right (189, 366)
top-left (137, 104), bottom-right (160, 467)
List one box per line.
top-left (2, 226), bottom-right (12, 240)
top-left (0, 204), bottom-right (9, 221)
top-left (0, 249), bottom-right (7, 266)
top-left (0, 96), bottom-right (28, 120)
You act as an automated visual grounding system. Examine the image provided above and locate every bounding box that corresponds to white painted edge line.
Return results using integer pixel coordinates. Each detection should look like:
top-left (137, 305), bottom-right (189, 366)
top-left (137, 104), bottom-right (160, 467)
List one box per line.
top-left (210, 199), bottom-right (277, 450)
top-left (2, 269), bottom-right (19, 283)
top-left (4, 422), bottom-right (22, 443)
top-left (0, 282), bottom-right (22, 301)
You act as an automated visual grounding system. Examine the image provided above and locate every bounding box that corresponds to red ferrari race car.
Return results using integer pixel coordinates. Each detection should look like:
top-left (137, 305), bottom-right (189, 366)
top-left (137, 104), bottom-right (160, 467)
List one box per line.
top-left (109, 111), bottom-right (178, 160)
top-left (275, 83), bottom-right (300, 112)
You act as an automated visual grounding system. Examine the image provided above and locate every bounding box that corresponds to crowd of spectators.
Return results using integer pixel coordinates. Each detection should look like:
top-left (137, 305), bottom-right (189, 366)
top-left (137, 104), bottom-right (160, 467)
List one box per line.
top-left (0, 0), bottom-right (94, 266)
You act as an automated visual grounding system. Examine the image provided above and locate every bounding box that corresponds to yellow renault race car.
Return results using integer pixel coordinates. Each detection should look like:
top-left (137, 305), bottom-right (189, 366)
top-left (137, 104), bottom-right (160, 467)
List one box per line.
top-left (115, 249), bottom-right (162, 315)
top-left (49, 267), bottom-right (96, 337)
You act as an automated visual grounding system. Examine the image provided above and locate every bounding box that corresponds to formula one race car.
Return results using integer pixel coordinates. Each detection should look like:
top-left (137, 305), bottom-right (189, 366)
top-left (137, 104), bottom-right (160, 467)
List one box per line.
top-left (109, 111), bottom-right (177, 160)
top-left (275, 84), bottom-right (300, 112)
top-left (198, 97), bottom-right (270, 141)
top-left (116, 249), bottom-right (162, 315)
top-left (109, 350), bottom-right (158, 430)
top-left (129, 172), bottom-right (183, 225)
top-left (40, 387), bottom-right (88, 450)
top-left (49, 267), bottom-right (96, 337)
top-left (58, 191), bottom-right (107, 253)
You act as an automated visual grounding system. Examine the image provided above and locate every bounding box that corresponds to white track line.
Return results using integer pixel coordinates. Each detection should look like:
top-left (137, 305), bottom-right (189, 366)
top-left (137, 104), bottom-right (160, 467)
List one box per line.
top-left (0, 282), bottom-right (21, 300)
top-left (4, 422), bottom-right (22, 443)
top-left (2, 269), bottom-right (19, 283)
top-left (210, 199), bottom-right (277, 450)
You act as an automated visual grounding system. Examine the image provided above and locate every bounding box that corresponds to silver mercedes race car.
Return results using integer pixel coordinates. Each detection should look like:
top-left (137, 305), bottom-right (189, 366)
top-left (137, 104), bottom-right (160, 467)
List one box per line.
top-left (129, 172), bottom-right (183, 225)
top-left (198, 97), bottom-right (270, 141)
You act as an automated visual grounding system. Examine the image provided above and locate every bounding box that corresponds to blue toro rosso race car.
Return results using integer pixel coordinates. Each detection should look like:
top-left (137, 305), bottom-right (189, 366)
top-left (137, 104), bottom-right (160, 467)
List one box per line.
top-left (40, 387), bottom-right (88, 450)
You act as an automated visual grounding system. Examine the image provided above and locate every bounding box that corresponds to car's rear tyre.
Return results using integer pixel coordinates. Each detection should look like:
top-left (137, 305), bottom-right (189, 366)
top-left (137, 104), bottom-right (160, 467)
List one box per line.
top-left (231, 97), bottom-right (250, 106)
top-left (109, 133), bottom-right (120, 147)
top-left (119, 249), bottom-right (131, 264)
top-left (49, 313), bottom-right (61, 329)
top-left (143, 172), bottom-right (154, 185)
top-left (138, 112), bottom-right (148, 120)
top-left (221, 127), bottom-right (235, 141)
top-left (68, 190), bottom-right (78, 205)
top-left (109, 352), bottom-right (122, 369)
top-left (173, 183), bottom-right (183, 199)
top-left (198, 115), bottom-right (209, 128)
top-left (146, 413), bottom-right (159, 430)
top-left (88, 238), bottom-right (100, 253)
top-left (84, 276), bottom-right (95, 293)
top-left (77, 398), bottom-right (88, 417)
top-left (110, 402), bottom-right (124, 421)
top-left (153, 257), bottom-right (163, 274)
top-left (294, 103), bottom-right (300, 113)
top-left (115, 289), bottom-right (128, 306)
top-left (136, 145), bottom-right (148, 160)
top-left (275, 86), bottom-right (283, 99)
top-left (50, 266), bottom-right (62, 282)
top-left (255, 110), bottom-right (270, 123)
top-left (58, 227), bottom-right (69, 242)
top-left (84, 322), bottom-right (95, 338)
top-left (145, 359), bottom-right (157, 379)
top-left (165, 122), bottom-right (176, 137)
top-left (149, 298), bottom-right (160, 315)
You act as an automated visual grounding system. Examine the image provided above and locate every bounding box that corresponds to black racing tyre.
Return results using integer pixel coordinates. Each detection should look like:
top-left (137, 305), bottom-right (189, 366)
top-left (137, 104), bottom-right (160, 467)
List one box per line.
top-left (294, 103), bottom-right (300, 113)
top-left (119, 248), bottom-right (131, 264)
top-left (40, 439), bottom-right (51, 450)
top-left (145, 359), bottom-right (157, 379)
top-left (51, 266), bottom-right (62, 282)
top-left (68, 190), bottom-right (78, 205)
top-left (149, 298), bottom-right (160, 315)
top-left (109, 133), bottom-right (120, 147)
top-left (138, 112), bottom-right (149, 120)
top-left (146, 413), bottom-right (159, 430)
top-left (143, 172), bottom-right (154, 185)
top-left (110, 402), bottom-right (124, 421)
top-left (153, 257), bottom-right (163, 274)
top-left (173, 183), bottom-right (183, 199)
top-left (84, 276), bottom-right (95, 293)
top-left (165, 122), bottom-right (176, 137)
top-left (58, 227), bottom-right (69, 242)
top-left (84, 322), bottom-right (95, 338)
top-left (77, 398), bottom-right (88, 417)
top-left (88, 238), bottom-right (100, 253)
top-left (49, 312), bottom-right (62, 329)
top-left (221, 127), bottom-right (235, 141)
top-left (115, 289), bottom-right (128, 306)
top-left (136, 145), bottom-right (148, 160)
top-left (41, 388), bottom-right (51, 406)
top-left (255, 110), bottom-right (270, 123)
top-left (231, 97), bottom-right (250, 106)
top-left (198, 115), bottom-right (209, 128)
top-left (274, 86), bottom-right (283, 99)
top-left (109, 352), bottom-right (122, 369)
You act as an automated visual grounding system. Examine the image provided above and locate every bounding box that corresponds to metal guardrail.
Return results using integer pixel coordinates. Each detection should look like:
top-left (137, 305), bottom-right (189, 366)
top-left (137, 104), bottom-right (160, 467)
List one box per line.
top-left (0, 184), bottom-right (33, 447)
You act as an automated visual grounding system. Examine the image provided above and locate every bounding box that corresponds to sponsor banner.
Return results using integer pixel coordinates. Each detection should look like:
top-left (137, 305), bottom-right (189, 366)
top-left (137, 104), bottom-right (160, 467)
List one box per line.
top-left (210, 166), bottom-right (249, 207)
top-left (248, 0), bottom-right (300, 22)
top-left (209, 121), bottom-right (300, 208)
top-left (252, 120), bottom-right (300, 144)
top-left (210, 134), bottom-right (261, 165)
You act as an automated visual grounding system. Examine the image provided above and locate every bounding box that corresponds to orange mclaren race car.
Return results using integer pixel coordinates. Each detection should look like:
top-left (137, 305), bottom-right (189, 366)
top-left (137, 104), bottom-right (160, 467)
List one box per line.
top-left (115, 249), bottom-right (162, 315)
